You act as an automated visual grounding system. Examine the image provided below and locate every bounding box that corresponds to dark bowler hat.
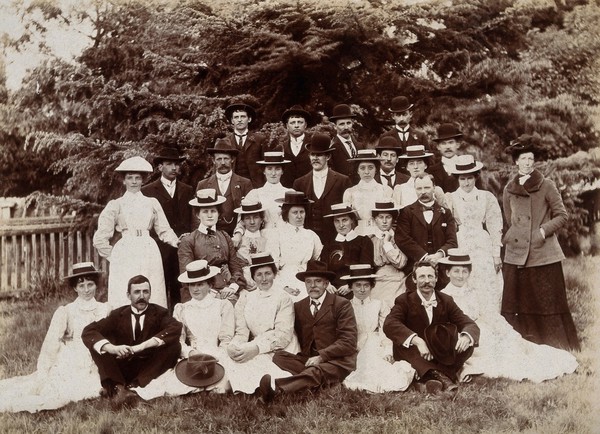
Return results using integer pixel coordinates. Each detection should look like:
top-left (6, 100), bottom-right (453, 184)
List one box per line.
top-left (328, 104), bottom-right (357, 121)
top-left (388, 96), bottom-right (414, 113)
top-left (433, 123), bottom-right (463, 142)
top-left (64, 262), bottom-right (102, 280)
top-left (175, 354), bottom-right (225, 387)
top-left (505, 134), bottom-right (545, 160)
top-left (256, 151), bottom-right (291, 165)
top-left (282, 105), bottom-right (311, 124)
top-left (249, 252), bottom-right (277, 273)
top-left (375, 136), bottom-right (402, 153)
top-left (296, 260), bottom-right (336, 282)
top-left (371, 201), bottom-right (400, 217)
top-left (323, 202), bottom-right (361, 219)
top-left (153, 147), bottom-right (186, 166)
top-left (224, 102), bottom-right (257, 122)
top-left (424, 323), bottom-right (459, 366)
top-left (340, 264), bottom-right (378, 281)
top-left (398, 145), bottom-right (433, 160)
top-left (275, 190), bottom-right (314, 205)
top-left (304, 133), bottom-right (335, 154)
top-left (451, 155), bottom-right (484, 175)
top-left (206, 138), bottom-right (239, 155)
top-left (438, 249), bottom-right (472, 266)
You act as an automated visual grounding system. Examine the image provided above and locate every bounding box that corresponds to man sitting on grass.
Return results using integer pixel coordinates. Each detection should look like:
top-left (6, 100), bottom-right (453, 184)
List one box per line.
top-left (258, 260), bottom-right (357, 403)
top-left (383, 260), bottom-right (479, 394)
top-left (82, 275), bottom-right (182, 408)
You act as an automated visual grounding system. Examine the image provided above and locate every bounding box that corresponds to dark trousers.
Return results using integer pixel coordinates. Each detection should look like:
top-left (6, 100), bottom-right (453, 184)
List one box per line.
top-left (90, 341), bottom-right (180, 388)
top-left (394, 344), bottom-right (473, 382)
top-left (160, 244), bottom-right (182, 312)
top-left (272, 351), bottom-right (350, 393)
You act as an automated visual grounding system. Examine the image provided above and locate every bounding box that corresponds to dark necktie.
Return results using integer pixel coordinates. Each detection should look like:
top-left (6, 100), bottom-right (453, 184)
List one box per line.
top-left (132, 311), bottom-right (145, 343)
top-left (382, 173), bottom-right (393, 187)
top-left (235, 134), bottom-right (246, 148)
top-left (346, 140), bottom-right (357, 158)
top-left (311, 300), bottom-right (320, 316)
top-left (206, 227), bottom-right (215, 236)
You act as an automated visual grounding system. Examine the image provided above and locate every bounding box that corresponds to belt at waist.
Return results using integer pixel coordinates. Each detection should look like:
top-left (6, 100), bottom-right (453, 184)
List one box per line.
top-left (122, 229), bottom-right (150, 237)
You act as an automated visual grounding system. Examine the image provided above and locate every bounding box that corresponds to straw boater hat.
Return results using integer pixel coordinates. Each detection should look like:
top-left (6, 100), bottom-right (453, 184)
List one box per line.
top-left (340, 264), bottom-right (378, 281)
top-left (323, 203), bottom-right (361, 220)
top-left (274, 190), bottom-right (314, 205)
top-left (347, 148), bottom-right (382, 162)
top-left (64, 262), bottom-right (102, 280)
top-left (375, 136), bottom-right (402, 153)
top-left (114, 156), bottom-right (153, 173)
top-left (175, 353), bottom-right (225, 387)
top-left (433, 123), bottom-right (463, 142)
top-left (256, 151), bottom-right (291, 165)
top-left (234, 198), bottom-right (266, 215)
top-left (177, 260), bottom-right (220, 284)
top-left (152, 147), bottom-right (186, 166)
top-left (451, 155), bottom-right (484, 175)
top-left (224, 102), bottom-right (257, 122)
top-left (438, 249), bottom-right (473, 266)
top-left (295, 260), bottom-right (336, 282)
top-left (248, 252), bottom-right (277, 274)
top-left (388, 96), bottom-right (414, 113)
top-left (281, 105), bottom-right (311, 124)
top-left (206, 138), bottom-right (239, 155)
top-left (398, 145), bottom-right (434, 160)
top-left (424, 323), bottom-right (459, 365)
top-left (304, 133), bottom-right (335, 154)
top-left (328, 104), bottom-right (357, 121)
top-left (189, 188), bottom-right (227, 207)
top-left (371, 201), bottom-right (401, 217)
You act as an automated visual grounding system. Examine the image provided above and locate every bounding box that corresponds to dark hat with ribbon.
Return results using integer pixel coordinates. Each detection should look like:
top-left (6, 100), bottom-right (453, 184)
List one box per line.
top-left (505, 134), bottom-right (544, 160)
top-left (295, 260), bottom-right (336, 282)
top-left (304, 133), bottom-right (335, 154)
top-left (323, 202), bottom-right (361, 220)
top-left (175, 353), bottom-right (225, 387)
top-left (438, 249), bottom-right (472, 266)
top-left (64, 262), bottom-right (102, 280)
top-left (375, 136), bottom-right (402, 153)
top-left (424, 323), bottom-right (459, 366)
top-left (189, 188), bottom-right (227, 207)
top-left (388, 96), bottom-right (414, 113)
top-left (153, 147), bottom-right (186, 165)
top-left (451, 155), bottom-right (484, 175)
top-left (329, 104), bottom-right (357, 121)
top-left (398, 145), bottom-right (434, 160)
top-left (224, 102), bottom-right (256, 122)
top-left (340, 264), bottom-right (378, 281)
top-left (248, 252), bottom-right (277, 273)
top-left (234, 199), bottom-right (266, 215)
top-left (275, 190), bottom-right (314, 206)
top-left (206, 138), bottom-right (239, 155)
top-left (282, 105), bottom-right (311, 124)
top-left (178, 260), bottom-right (220, 283)
top-left (256, 151), bottom-right (291, 165)
top-left (433, 123), bottom-right (463, 142)
top-left (371, 201), bottom-right (400, 217)
top-left (347, 148), bottom-right (382, 163)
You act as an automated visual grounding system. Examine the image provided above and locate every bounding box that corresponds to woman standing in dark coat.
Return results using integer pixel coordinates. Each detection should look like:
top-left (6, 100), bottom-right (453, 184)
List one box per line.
top-left (501, 136), bottom-right (579, 351)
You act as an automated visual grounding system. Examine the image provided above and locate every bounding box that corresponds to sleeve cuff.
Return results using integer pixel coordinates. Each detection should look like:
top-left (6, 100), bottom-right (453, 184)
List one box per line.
top-left (460, 332), bottom-right (474, 346)
top-left (402, 333), bottom-right (417, 348)
top-left (229, 283), bottom-right (240, 292)
top-left (94, 339), bottom-right (110, 354)
top-left (383, 241), bottom-right (395, 253)
top-left (153, 337), bottom-right (165, 347)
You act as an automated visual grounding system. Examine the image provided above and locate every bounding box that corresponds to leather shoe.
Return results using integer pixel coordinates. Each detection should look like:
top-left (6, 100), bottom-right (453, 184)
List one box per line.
top-left (428, 370), bottom-right (458, 392)
top-left (259, 374), bottom-right (276, 404)
top-left (111, 384), bottom-right (139, 410)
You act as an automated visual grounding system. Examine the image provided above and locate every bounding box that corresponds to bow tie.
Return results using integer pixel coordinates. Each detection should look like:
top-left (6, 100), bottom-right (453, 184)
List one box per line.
top-left (421, 204), bottom-right (434, 212)
top-left (206, 227), bottom-right (215, 236)
top-left (518, 174), bottom-right (531, 185)
top-left (422, 299), bottom-right (437, 309)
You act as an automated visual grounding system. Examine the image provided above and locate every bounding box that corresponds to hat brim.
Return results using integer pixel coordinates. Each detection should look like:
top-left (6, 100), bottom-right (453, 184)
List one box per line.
top-left (274, 198), bottom-right (314, 205)
top-left (451, 162), bottom-right (484, 175)
top-left (438, 258), bottom-right (472, 266)
top-left (154, 156), bottom-right (186, 165)
top-left (340, 273), bottom-right (378, 281)
top-left (282, 109), bottom-right (311, 123)
top-left (329, 114), bottom-right (357, 121)
top-left (375, 146), bottom-right (403, 152)
top-left (388, 104), bottom-right (414, 113)
top-left (347, 156), bottom-right (381, 162)
top-left (249, 261), bottom-right (277, 271)
top-left (234, 205), bottom-right (267, 214)
top-left (178, 265), bottom-right (221, 283)
top-left (189, 196), bottom-right (227, 207)
top-left (433, 133), bottom-right (463, 142)
top-left (256, 159), bottom-right (291, 165)
top-left (175, 358), bottom-right (225, 387)
top-left (323, 210), bottom-right (360, 219)
top-left (371, 207), bottom-right (400, 214)
top-left (63, 270), bottom-right (103, 280)
top-left (304, 144), bottom-right (335, 154)
top-left (207, 147), bottom-right (239, 155)
top-left (295, 270), bottom-right (337, 282)
top-left (398, 153), bottom-right (434, 159)
top-left (424, 323), bottom-right (459, 366)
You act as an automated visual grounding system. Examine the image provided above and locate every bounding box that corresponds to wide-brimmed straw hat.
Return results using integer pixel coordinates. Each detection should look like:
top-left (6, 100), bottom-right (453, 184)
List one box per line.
top-left (178, 260), bottom-right (220, 283)
top-left (433, 123), bottom-right (463, 142)
top-left (398, 145), bottom-right (433, 160)
top-left (282, 105), bottom-right (311, 124)
top-left (295, 260), bottom-right (336, 282)
top-left (248, 252), bottom-right (277, 273)
top-left (451, 155), bottom-right (484, 175)
top-left (371, 201), bottom-right (400, 217)
top-left (64, 262), bottom-right (103, 280)
top-left (114, 156), bottom-right (153, 173)
top-left (424, 323), bottom-right (459, 366)
top-left (438, 249), bottom-right (473, 266)
top-left (388, 96), bottom-right (414, 113)
top-left (153, 147), bottom-right (186, 165)
top-left (175, 354), bottom-right (225, 387)
top-left (234, 199), bottom-right (266, 215)
top-left (304, 133), bottom-right (335, 154)
top-left (375, 136), bottom-right (402, 153)
top-left (275, 190), bottom-right (314, 205)
top-left (206, 138), bottom-right (239, 155)
top-left (189, 188), bottom-right (226, 207)
top-left (256, 151), bottom-right (291, 165)
top-left (340, 264), bottom-right (378, 281)
top-left (323, 203), bottom-right (361, 220)
top-left (224, 103), bottom-right (257, 122)
top-left (347, 148), bottom-right (382, 163)
top-left (329, 104), bottom-right (357, 121)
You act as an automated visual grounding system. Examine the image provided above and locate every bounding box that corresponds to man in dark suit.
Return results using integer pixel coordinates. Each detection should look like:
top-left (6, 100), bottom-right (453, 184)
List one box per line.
top-left (196, 139), bottom-right (253, 236)
top-left (280, 105), bottom-right (313, 188)
top-left (379, 96), bottom-right (430, 153)
top-left (259, 260), bottom-right (357, 402)
top-left (293, 133), bottom-right (353, 245)
top-left (373, 136), bottom-right (410, 188)
top-left (328, 104), bottom-right (364, 184)
top-left (224, 102), bottom-right (268, 188)
top-left (141, 147), bottom-right (194, 309)
top-left (383, 260), bottom-right (479, 393)
top-left (395, 174), bottom-right (458, 291)
top-left (82, 275), bottom-right (182, 408)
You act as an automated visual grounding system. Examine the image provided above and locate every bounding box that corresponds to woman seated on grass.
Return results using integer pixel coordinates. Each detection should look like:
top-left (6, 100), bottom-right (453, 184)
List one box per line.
top-left (439, 249), bottom-right (578, 383)
top-left (0, 262), bottom-right (110, 413)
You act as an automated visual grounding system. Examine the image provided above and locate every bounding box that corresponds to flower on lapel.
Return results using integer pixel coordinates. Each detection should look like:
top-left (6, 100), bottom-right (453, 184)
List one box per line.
top-left (442, 223), bottom-right (447, 228)
top-left (235, 185), bottom-right (240, 189)
top-left (440, 207), bottom-right (445, 214)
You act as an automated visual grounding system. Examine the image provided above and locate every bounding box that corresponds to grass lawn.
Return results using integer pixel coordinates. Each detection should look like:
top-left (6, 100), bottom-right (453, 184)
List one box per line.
top-left (0, 257), bottom-right (598, 433)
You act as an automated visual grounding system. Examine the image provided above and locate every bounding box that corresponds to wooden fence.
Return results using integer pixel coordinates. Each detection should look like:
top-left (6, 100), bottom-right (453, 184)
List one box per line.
top-left (0, 217), bottom-right (108, 295)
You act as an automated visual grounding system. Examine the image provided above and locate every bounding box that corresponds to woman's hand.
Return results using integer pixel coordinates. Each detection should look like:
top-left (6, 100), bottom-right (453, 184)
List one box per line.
top-left (227, 344), bottom-right (259, 363)
top-left (284, 286), bottom-right (301, 297)
top-left (219, 286), bottom-right (237, 299)
top-left (336, 284), bottom-right (351, 296)
top-left (493, 256), bottom-right (502, 273)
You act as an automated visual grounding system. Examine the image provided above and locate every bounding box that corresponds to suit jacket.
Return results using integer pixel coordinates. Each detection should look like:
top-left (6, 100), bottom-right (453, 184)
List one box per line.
top-left (394, 200), bottom-right (458, 272)
top-left (426, 163), bottom-right (458, 193)
top-left (294, 292), bottom-right (357, 372)
top-left (280, 134), bottom-right (313, 188)
top-left (196, 173), bottom-right (253, 235)
top-left (379, 127), bottom-right (430, 152)
top-left (374, 170), bottom-right (410, 188)
top-left (383, 290), bottom-right (480, 360)
top-left (141, 179), bottom-right (194, 236)
top-left (330, 135), bottom-right (364, 184)
top-left (82, 303), bottom-right (182, 350)
top-left (227, 132), bottom-right (267, 187)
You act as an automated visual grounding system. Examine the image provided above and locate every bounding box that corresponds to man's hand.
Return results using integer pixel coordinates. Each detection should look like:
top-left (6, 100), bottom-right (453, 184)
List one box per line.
top-left (305, 355), bottom-right (323, 367)
top-left (219, 286), bottom-right (237, 299)
top-left (336, 284), bottom-right (351, 296)
top-left (412, 336), bottom-right (433, 361)
top-left (228, 344), bottom-right (259, 363)
top-left (283, 286), bottom-right (301, 297)
top-left (455, 334), bottom-right (471, 353)
top-left (424, 251), bottom-right (444, 265)
top-left (104, 344), bottom-right (134, 359)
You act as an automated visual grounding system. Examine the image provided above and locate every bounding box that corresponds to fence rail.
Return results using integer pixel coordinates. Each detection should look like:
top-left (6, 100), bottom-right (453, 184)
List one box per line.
top-left (0, 217), bottom-right (108, 295)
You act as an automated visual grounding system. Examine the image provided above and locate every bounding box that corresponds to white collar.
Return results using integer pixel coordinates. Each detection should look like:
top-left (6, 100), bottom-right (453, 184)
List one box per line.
top-left (396, 126), bottom-right (409, 132)
top-left (442, 156), bottom-right (457, 164)
top-left (418, 200), bottom-right (435, 208)
top-left (310, 291), bottom-right (327, 306)
top-left (160, 176), bottom-right (176, 187)
top-left (235, 129), bottom-right (249, 136)
top-left (373, 228), bottom-right (393, 238)
top-left (335, 229), bottom-right (358, 242)
top-left (290, 134), bottom-right (305, 144)
top-left (216, 171), bottom-right (232, 181)
top-left (313, 168), bottom-right (329, 179)
top-left (456, 187), bottom-right (479, 200)
top-left (198, 224), bottom-right (216, 235)
top-left (380, 169), bottom-right (395, 177)
top-left (188, 294), bottom-right (217, 307)
top-left (123, 191), bottom-right (144, 200)
top-left (416, 290), bottom-right (436, 304)
top-left (74, 297), bottom-right (100, 311)
top-left (337, 134), bottom-right (352, 143)
top-left (352, 296), bottom-right (372, 306)
top-left (131, 305), bottom-right (148, 315)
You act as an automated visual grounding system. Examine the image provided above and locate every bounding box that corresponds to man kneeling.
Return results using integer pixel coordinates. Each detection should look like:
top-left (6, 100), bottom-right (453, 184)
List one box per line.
top-left (82, 275), bottom-right (182, 408)
top-left (383, 261), bottom-right (479, 393)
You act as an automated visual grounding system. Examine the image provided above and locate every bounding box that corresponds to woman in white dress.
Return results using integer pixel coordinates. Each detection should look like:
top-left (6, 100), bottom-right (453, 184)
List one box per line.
top-left (93, 156), bottom-right (179, 308)
top-left (394, 145), bottom-right (446, 208)
top-left (0, 262), bottom-right (110, 413)
top-left (444, 155), bottom-right (503, 312)
top-left (342, 149), bottom-right (395, 236)
top-left (439, 250), bottom-right (578, 383)
top-left (134, 260), bottom-right (234, 400)
top-left (226, 253), bottom-right (299, 394)
top-left (340, 264), bottom-right (415, 393)
top-left (267, 190), bottom-right (323, 301)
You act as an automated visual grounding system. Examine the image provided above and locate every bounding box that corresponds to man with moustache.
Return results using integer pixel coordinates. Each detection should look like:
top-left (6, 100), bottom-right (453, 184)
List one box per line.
top-left (82, 275), bottom-right (182, 408)
top-left (383, 261), bottom-right (479, 393)
top-left (373, 136), bottom-right (410, 188)
top-left (328, 104), bottom-right (365, 184)
top-left (141, 147), bottom-right (194, 309)
top-left (293, 133), bottom-right (353, 245)
top-left (224, 102), bottom-right (267, 188)
top-left (196, 139), bottom-right (253, 236)
top-left (258, 260), bottom-right (357, 403)
top-left (280, 105), bottom-right (313, 188)
top-left (379, 96), bottom-right (430, 153)
top-left (395, 174), bottom-right (457, 291)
